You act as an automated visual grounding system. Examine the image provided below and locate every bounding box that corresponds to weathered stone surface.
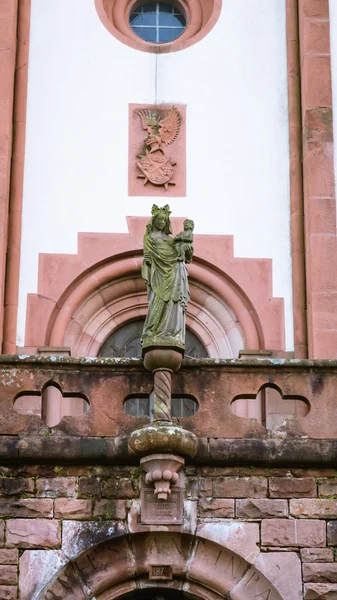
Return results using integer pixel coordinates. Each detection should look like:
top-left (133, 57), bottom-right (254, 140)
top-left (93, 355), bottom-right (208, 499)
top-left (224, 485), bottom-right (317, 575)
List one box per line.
top-left (0, 550), bottom-right (18, 565)
top-left (269, 477), bottom-right (316, 498)
top-left (0, 568), bottom-right (17, 586)
top-left (198, 477), bottom-right (212, 496)
top-left (36, 477), bottom-right (76, 498)
top-left (93, 499), bottom-right (127, 520)
top-left (263, 546), bottom-right (299, 552)
top-left (75, 535), bottom-right (132, 595)
top-left (19, 550), bottom-right (68, 600)
top-left (303, 563), bottom-right (337, 583)
top-left (261, 519), bottom-right (296, 546)
top-left (327, 521), bottom-right (337, 545)
top-left (301, 548), bottom-right (334, 563)
top-left (5, 356), bottom-right (337, 443)
top-left (290, 499), bottom-right (337, 518)
top-left (207, 437), bottom-right (337, 465)
top-left (318, 480), bottom-right (337, 497)
top-left (196, 521), bottom-right (260, 563)
top-left (101, 477), bottom-right (137, 498)
top-left (182, 500), bottom-right (198, 535)
top-left (253, 552), bottom-right (302, 600)
top-left (54, 499), bottom-right (92, 519)
top-left (212, 477), bottom-right (267, 498)
top-left (201, 467), bottom-right (290, 477)
top-left (189, 539), bottom-right (249, 597)
top-left (198, 498), bottom-right (234, 518)
top-left (129, 422), bottom-right (198, 458)
top-left (293, 469), bottom-right (335, 478)
top-left (236, 499), bottom-right (288, 518)
top-left (18, 435), bottom-right (130, 463)
top-left (0, 499), bottom-right (52, 518)
top-left (78, 477), bottom-right (101, 498)
top-left (186, 476), bottom-right (199, 499)
top-left (261, 519), bottom-right (325, 547)
top-left (200, 467), bottom-right (242, 476)
top-left (0, 587), bottom-right (17, 600)
top-left (304, 583), bottom-right (337, 599)
top-left (62, 520), bottom-right (125, 559)
top-left (36, 563), bottom-right (88, 600)
top-left (0, 479), bottom-right (34, 497)
top-left (6, 519), bottom-right (61, 548)
top-left (297, 521), bottom-right (327, 547)
top-left (0, 523), bottom-right (4, 547)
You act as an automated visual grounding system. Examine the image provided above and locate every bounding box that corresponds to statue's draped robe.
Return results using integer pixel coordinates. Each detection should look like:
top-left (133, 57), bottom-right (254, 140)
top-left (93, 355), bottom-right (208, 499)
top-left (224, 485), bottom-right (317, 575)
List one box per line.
top-left (141, 232), bottom-right (189, 351)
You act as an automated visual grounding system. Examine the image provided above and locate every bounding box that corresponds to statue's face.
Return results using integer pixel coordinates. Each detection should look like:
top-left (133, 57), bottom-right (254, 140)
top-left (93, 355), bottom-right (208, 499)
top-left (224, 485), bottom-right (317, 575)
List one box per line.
top-left (153, 213), bottom-right (167, 231)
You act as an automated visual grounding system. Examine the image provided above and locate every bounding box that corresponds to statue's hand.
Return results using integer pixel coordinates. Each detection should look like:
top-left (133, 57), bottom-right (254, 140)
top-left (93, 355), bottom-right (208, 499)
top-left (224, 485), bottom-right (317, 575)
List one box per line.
top-left (144, 253), bottom-right (151, 265)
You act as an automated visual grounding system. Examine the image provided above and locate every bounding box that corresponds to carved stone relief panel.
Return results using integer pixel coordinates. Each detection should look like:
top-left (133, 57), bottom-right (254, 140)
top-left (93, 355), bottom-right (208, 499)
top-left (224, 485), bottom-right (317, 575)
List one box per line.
top-left (129, 104), bottom-right (186, 197)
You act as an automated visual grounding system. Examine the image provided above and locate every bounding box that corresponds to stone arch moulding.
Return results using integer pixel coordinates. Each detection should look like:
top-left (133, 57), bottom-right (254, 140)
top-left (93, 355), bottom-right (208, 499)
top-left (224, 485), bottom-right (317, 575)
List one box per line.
top-left (94, 0), bottom-right (222, 53)
top-left (25, 530), bottom-right (301, 600)
top-left (23, 216), bottom-right (285, 357)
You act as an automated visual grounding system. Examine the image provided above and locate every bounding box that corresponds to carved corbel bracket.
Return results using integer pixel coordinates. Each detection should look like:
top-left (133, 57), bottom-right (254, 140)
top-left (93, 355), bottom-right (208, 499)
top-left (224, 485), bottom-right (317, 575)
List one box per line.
top-left (141, 453), bottom-right (184, 501)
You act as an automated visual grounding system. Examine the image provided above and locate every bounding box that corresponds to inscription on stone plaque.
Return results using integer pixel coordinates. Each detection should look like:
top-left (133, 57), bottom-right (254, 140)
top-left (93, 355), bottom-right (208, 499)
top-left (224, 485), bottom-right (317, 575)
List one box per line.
top-left (141, 489), bottom-right (183, 524)
top-left (149, 565), bottom-right (173, 580)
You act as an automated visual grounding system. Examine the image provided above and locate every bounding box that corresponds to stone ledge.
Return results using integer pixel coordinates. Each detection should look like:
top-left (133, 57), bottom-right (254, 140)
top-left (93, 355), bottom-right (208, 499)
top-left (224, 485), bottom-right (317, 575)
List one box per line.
top-left (2, 435), bottom-right (337, 465)
top-left (2, 355), bottom-right (337, 370)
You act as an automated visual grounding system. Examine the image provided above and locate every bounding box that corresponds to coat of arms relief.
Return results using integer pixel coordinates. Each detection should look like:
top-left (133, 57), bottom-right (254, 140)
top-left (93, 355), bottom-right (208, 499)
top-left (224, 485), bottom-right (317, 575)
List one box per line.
top-left (129, 104), bottom-right (185, 197)
top-left (135, 107), bottom-right (181, 190)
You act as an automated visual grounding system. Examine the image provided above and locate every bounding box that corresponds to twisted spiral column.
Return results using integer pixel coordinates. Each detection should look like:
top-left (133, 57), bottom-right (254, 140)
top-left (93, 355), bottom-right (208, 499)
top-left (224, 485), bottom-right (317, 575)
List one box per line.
top-left (153, 369), bottom-right (172, 421)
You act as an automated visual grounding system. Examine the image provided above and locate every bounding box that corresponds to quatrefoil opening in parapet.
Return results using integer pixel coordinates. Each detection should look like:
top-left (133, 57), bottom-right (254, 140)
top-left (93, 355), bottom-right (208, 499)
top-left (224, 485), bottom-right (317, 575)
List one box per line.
top-left (230, 383), bottom-right (310, 430)
top-left (13, 381), bottom-right (89, 427)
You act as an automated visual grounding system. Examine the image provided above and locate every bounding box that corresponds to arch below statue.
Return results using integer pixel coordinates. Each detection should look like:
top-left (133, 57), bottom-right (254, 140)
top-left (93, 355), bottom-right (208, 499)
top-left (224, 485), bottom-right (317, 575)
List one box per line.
top-left (22, 530), bottom-right (301, 600)
top-left (23, 217), bottom-right (285, 357)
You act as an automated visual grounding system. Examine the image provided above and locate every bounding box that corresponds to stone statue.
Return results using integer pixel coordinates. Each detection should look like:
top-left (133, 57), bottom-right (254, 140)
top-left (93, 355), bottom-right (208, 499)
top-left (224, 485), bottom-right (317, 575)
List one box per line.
top-left (141, 205), bottom-right (193, 354)
top-left (174, 219), bottom-right (194, 263)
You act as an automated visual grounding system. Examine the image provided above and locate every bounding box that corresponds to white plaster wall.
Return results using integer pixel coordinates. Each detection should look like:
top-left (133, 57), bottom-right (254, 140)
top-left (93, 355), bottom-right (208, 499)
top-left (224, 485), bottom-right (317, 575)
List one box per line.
top-left (18, 0), bottom-right (293, 349)
top-left (330, 0), bottom-right (337, 228)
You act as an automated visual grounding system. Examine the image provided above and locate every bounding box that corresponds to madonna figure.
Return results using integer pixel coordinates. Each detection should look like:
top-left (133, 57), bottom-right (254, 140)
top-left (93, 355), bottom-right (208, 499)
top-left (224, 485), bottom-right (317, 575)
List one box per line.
top-left (141, 204), bottom-right (192, 354)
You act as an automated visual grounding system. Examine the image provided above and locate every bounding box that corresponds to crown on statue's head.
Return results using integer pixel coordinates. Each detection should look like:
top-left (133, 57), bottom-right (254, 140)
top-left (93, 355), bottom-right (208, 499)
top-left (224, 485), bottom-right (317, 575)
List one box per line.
top-left (151, 204), bottom-right (172, 218)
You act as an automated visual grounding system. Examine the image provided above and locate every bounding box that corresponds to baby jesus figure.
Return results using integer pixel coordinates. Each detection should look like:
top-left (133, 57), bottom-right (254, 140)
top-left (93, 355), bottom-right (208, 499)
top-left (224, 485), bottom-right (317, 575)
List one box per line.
top-left (174, 219), bottom-right (194, 263)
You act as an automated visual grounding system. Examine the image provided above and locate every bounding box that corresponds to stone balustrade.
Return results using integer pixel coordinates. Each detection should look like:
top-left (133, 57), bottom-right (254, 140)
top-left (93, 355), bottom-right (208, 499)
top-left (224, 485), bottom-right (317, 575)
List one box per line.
top-left (0, 355), bottom-right (336, 466)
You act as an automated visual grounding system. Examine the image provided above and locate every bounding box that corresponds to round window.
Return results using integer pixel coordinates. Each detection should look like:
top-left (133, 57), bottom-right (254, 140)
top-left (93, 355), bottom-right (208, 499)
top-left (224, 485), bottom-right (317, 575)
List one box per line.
top-left (129, 2), bottom-right (186, 44)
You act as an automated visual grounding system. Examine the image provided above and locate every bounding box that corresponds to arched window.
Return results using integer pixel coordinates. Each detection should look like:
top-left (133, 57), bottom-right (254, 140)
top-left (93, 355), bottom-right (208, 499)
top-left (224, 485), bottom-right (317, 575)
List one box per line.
top-left (99, 318), bottom-right (208, 359)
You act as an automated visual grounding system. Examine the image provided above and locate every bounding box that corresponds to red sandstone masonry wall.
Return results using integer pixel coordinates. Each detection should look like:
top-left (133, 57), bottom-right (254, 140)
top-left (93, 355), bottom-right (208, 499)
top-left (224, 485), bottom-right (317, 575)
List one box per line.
top-left (1, 466), bottom-right (337, 598)
top-left (0, 0), bottom-right (18, 351)
top-left (298, 0), bottom-right (337, 358)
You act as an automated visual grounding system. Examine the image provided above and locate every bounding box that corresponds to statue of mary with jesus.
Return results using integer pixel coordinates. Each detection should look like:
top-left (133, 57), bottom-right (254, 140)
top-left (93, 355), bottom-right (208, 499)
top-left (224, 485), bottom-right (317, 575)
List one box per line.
top-left (141, 204), bottom-right (194, 355)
